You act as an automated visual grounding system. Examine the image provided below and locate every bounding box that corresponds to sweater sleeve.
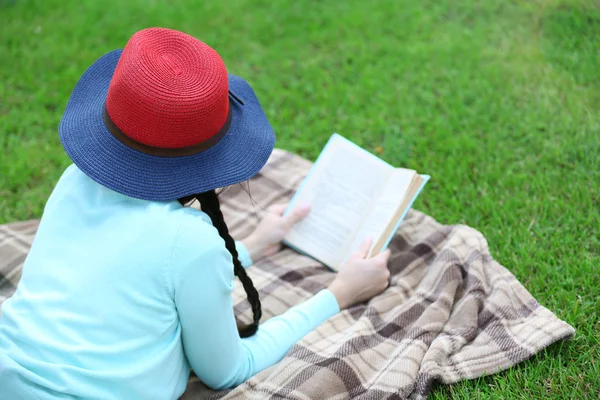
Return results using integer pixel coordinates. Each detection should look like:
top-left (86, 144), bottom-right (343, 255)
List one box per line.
top-left (234, 241), bottom-right (253, 269)
top-left (172, 219), bottom-right (339, 390)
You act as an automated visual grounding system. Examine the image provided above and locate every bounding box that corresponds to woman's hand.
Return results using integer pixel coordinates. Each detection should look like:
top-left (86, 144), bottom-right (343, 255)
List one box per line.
top-left (327, 237), bottom-right (391, 309)
top-left (241, 203), bottom-right (310, 262)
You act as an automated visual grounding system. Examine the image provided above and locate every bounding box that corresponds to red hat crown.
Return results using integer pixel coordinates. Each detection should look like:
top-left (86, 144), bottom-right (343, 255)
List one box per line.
top-left (105, 28), bottom-right (229, 149)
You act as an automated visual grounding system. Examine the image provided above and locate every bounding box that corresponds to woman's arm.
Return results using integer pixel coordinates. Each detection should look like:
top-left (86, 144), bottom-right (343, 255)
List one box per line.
top-left (172, 219), bottom-right (339, 390)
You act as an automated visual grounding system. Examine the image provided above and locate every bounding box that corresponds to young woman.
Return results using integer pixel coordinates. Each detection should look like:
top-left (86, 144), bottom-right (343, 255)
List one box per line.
top-left (0, 28), bottom-right (391, 399)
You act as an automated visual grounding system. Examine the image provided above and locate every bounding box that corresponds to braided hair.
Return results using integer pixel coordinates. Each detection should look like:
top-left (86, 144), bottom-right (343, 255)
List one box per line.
top-left (178, 190), bottom-right (262, 338)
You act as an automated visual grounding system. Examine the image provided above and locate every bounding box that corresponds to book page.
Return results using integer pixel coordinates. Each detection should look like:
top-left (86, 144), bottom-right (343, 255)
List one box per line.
top-left (341, 168), bottom-right (416, 263)
top-left (284, 135), bottom-right (393, 268)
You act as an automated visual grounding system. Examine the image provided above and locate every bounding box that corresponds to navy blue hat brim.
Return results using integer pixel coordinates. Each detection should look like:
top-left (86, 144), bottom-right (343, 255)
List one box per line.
top-left (59, 49), bottom-right (275, 201)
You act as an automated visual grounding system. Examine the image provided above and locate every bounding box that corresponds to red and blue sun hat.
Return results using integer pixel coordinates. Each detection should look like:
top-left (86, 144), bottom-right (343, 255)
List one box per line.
top-left (59, 27), bottom-right (275, 201)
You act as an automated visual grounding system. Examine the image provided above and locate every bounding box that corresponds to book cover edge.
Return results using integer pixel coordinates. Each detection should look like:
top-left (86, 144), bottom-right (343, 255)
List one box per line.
top-left (378, 174), bottom-right (431, 252)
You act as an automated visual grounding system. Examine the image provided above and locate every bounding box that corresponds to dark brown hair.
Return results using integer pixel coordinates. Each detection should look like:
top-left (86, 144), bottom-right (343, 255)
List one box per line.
top-left (178, 190), bottom-right (261, 338)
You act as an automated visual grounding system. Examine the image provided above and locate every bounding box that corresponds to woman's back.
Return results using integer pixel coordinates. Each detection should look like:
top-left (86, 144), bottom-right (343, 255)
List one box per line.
top-left (0, 165), bottom-right (193, 399)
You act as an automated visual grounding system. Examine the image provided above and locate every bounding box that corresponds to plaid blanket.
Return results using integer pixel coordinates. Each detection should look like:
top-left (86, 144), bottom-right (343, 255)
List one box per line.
top-left (0, 149), bottom-right (574, 399)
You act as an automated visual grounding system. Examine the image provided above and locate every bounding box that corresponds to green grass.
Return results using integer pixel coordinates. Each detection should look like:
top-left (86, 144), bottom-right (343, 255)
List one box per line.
top-left (1, 0), bottom-right (599, 397)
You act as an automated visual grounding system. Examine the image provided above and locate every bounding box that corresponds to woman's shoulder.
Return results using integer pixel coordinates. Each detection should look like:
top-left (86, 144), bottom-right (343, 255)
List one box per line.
top-left (170, 206), bottom-right (225, 250)
top-left (173, 205), bottom-right (213, 226)
top-left (167, 206), bottom-right (233, 284)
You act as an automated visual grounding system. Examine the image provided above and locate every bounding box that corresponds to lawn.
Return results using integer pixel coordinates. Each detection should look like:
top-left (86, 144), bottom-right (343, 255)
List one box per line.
top-left (1, 0), bottom-right (599, 398)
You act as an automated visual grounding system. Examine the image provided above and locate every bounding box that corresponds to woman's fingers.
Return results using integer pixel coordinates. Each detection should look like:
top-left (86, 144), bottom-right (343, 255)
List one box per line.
top-left (266, 203), bottom-right (288, 215)
top-left (373, 248), bottom-right (391, 265)
top-left (282, 204), bottom-right (310, 227)
top-left (350, 237), bottom-right (373, 260)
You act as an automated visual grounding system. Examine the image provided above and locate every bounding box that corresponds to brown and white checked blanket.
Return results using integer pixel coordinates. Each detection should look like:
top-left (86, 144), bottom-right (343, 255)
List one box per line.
top-left (0, 149), bottom-right (574, 399)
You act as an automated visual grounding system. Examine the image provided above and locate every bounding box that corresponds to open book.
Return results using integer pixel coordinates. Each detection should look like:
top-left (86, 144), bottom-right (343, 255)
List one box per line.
top-left (283, 134), bottom-right (430, 271)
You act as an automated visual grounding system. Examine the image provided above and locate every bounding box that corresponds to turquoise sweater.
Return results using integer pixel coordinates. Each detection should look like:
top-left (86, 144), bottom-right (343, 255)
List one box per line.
top-left (0, 165), bottom-right (339, 399)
